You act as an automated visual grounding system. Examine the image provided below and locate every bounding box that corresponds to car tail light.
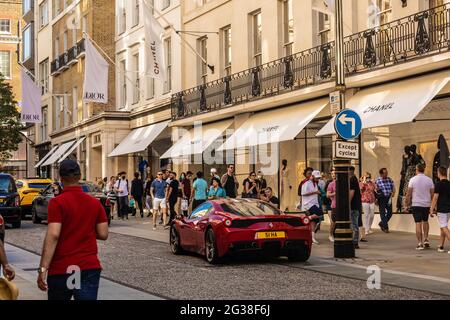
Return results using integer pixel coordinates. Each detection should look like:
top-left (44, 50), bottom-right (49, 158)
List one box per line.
top-left (105, 198), bottom-right (111, 207)
top-left (14, 196), bottom-right (20, 207)
top-left (224, 219), bottom-right (232, 227)
top-left (302, 217), bottom-right (310, 225)
top-left (0, 216), bottom-right (3, 226)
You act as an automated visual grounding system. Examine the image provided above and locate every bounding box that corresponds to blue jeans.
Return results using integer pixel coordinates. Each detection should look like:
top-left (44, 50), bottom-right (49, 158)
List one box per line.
top-left (350, 210), bottom-right (360, 244)
top-left (47, 269), bottom-right (101, 301)
top-left (378, 195), bottom-right (393, 229)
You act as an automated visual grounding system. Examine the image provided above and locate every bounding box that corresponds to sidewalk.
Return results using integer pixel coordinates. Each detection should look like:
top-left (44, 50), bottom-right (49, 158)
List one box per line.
top-left (109, 217), bottom-right (450, 296)
top-left (4, 244), bottom-right (164, 300)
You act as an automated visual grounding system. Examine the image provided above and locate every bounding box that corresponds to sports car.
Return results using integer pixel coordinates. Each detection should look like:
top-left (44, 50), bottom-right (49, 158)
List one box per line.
top-left (170, 198), bottom-right (312, 264)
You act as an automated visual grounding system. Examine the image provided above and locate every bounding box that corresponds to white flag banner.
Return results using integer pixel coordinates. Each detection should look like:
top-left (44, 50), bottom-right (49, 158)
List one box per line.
top-left (312, 0), bottom-right (335, 14)
top-left (20, 70), bottom-right (42, 123)
top-left (143, 0), bottom-right (166, 81)
top-left (83, 38), bottom-right (109, 104)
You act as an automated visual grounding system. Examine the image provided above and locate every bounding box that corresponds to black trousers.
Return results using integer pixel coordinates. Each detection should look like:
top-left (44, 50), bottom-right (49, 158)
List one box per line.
top-left (169, 198), bottom-right (178, 223)
top-left (132, 194), bottom-right (143, 215)
top-left (118, 196), bottom-right (128, 218)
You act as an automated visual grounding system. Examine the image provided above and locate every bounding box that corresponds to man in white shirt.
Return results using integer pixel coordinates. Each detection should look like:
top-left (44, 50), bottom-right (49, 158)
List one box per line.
top-left (115, 172), bottom-right (130, 220)
top-left (301, 170), bottom-right (323, 244)
top-left (406, 164), bottom-right (434, 250)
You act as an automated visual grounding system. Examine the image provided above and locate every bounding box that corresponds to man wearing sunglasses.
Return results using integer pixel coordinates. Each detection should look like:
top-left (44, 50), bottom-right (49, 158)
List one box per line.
top-left (221, 164), bottom-right (239, 198)
top-left (150, 172), bottom-right (168, 230)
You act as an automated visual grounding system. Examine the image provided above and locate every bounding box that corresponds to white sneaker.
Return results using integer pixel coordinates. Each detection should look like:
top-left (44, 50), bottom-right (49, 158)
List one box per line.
top-left (312, 238), bottom-right (319, 245)
top-left (416, 243), bottom-right (424, 250)
top-left (328, 235), bottom-right (335, 242)
top-left (368, 230), bottom-right (374, 234)
top-left (152, 226), bottom-right (157, 231)
top-left (437, 246), bottom-right (445, 253)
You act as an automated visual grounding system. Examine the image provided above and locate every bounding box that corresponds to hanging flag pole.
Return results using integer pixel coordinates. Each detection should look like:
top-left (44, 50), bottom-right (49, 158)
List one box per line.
top-left (142, 0), bottom-right (215, 74)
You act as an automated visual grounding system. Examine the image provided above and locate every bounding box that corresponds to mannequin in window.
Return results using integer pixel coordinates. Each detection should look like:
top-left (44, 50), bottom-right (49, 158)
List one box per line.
top-left (402, 144), bottom-right (426, 210)
top-left (397, 145), bottom-right (411, 212)
top-left (280, 159), bottom-right (292, 212)
top-left (433, 134), bottom-right (450, 183)
top-left (138, 156), bottom-right (149, 182)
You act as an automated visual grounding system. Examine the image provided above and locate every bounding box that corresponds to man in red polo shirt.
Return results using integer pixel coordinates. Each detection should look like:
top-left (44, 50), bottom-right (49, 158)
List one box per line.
top-left (37, 160), bottom-right (109, 300)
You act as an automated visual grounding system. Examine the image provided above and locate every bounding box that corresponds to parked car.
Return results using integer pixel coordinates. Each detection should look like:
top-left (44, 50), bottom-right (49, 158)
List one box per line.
top-left (0, 173), bottom-right (22, 229)
top-left (16, 178), bottom-right (52, 218)
top-left (0, 214), bottom-right (5, 243)
top-left (170, 198), bottom-right (312, 264)
top-left (31, 181), bottom-right (111, 225)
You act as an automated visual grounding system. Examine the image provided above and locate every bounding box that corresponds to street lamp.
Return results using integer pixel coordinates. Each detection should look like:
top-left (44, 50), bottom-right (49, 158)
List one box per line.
top-left (333, 0), bottom-right (355, 258)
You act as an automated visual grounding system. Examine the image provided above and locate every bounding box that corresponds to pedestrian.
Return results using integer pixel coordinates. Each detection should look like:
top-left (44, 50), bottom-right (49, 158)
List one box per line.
top-left (349, 166), bottom-right (362, 249)
top-left (150, 171), bottom-right (168, 230)
top-left (208, 177), bottom-right (227, 199)
top-left (430, 166), bottom-right (450, 253)
top-left (326, 169), bottom-right (337, 243)
top-left (180, 171), bottom-right (193, 216)
top-left (375, 168), bottom-right (396, 233)
top-left (0, 230), bottom-right (15, 282)
top-left (131, 172), bottom-right (144, 218)
top-left (115, 172), bottom-right (130, 220)
top-left (166, 171), bottom-right (180, 227)
top-left (161, 170), bottom-right (170, 224)
top-left (261, 187), bottom-right (280, 208)
top-left (301, 170), bottom-right (324, 244)
top-left (97, 177), bottom-right (105, 192)
top-left (257, 170), bottom-right (267, 190)
top-left (298, 167), bottom-right (314, 209)
top-left (37, 160), bottom-right (108, 300)
top-left (405, 164), bottom-right (434, 250)
top-left (360, 172), bottom-right (376, 238)
top-left (221, 164), bottom-right (239, 198)
top-left (191, 171), bottom-right (208, 210)
top-left (106, 176), bottom-right (117, 220)
top-left (243, 172), bottom-right (260, 198)
top-left (144, 175), bottom-right (154, 217)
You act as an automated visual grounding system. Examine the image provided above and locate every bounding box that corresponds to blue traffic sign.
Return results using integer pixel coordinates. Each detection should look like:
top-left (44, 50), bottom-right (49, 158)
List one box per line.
top-left (334, 109), bottom-right (362, 140)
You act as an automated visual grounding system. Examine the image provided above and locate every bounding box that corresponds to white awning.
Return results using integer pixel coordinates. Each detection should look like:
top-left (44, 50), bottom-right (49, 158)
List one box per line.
top-left (41, 140), bottom-right (77, 167)
top-left (160, 119), bottom-right (233, 159)
top-left (317, 71), bottom-right (450, 136)
top-left (58, 137), bottom-right (86, 163)
top-left (108, 121), bottom-right (169, 157)
top-left (217, 98), bottom-right (329, 151)
top-left (34, 145), bottom-right (59, 168)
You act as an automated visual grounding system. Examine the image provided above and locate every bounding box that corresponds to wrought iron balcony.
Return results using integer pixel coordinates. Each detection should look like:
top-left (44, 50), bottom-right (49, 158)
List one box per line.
top-left (172, 3), bottom-right (450, 121)
top-left (50, 39), bottom-right (86, 75)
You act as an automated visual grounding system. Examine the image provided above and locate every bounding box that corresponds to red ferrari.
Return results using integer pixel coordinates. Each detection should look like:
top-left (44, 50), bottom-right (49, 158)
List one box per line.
top-left (170, 198), bottom-right (312, 264)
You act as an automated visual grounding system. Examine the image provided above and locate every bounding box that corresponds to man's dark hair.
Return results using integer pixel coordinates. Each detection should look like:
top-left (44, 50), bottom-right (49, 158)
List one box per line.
top-left (438, 166), bottom-right (447, 177)
top-left (134, 172), bottom-right (140, 178)
top-left (227, 164), bottom-right (235, 168)
top-left (303, 167), bottom-right (313, 176)
top-left (349, 166), bottom-right (356, 172)
top-left (416, 164), bottom-right (426, 173)
top-left (379, 168), bottom-right (387, 175)
top-left (196, 171), bottom-right (204, 179)
top-left (171, 171), bottom-right (177, 177)
top-left (186, 171), bottom-right (193, 176)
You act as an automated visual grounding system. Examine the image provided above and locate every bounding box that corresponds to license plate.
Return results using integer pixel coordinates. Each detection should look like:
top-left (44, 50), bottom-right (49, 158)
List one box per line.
top-left (255, 231), bottom-right (286, 240)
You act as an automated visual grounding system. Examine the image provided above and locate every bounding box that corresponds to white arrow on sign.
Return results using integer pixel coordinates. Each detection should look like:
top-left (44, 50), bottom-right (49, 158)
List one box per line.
top-left (338, 113), bottom-right (356, 136)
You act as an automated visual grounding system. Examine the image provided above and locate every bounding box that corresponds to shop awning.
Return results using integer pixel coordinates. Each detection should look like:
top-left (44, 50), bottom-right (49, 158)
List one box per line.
top-left (41, 140), bottom-right (77, 167)
top-left (317, 72), bottom-right (450, 136)
top-left (108, 121), bottom-right (170, 157)
top-left (34, 145), bottom-right (59, 168)
top-left (160, 119), bottom-right (233, 159)
top-left (57, 137), bottom-right (86, 163)
top-left (217, 99), bottom-right (329, 150)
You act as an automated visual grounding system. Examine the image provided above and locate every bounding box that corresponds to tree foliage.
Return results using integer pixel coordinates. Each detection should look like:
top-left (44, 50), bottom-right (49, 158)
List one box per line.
top-left (0, 75), bottom-right (24, 163)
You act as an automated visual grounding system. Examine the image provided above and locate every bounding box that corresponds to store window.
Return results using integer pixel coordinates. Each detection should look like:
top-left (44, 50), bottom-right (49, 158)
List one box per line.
top-left (0, 51), bottom-right (11, 78)
top-left (119, 59), bottom-right (127, 108)
top-left (39, 59), bottom-right (49, 94)
top-left (132, 52), bottom-right (140, 104)
top-left (164, 37), bottom-right (172, 93)
top-left (22, 24), bottom-right (33, 61)
top-left (222, 26), bottom-right (232, 76)
top-left (197, 37), bottom-right (208, 84)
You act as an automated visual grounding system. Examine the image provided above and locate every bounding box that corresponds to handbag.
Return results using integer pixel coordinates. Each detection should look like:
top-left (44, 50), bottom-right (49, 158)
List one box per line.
top-left (181, 198), bottom-right (189, 211)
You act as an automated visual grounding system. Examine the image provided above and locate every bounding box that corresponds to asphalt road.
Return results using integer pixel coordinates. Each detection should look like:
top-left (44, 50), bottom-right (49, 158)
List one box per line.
top-left (4, 221), bottom-right (448, 300)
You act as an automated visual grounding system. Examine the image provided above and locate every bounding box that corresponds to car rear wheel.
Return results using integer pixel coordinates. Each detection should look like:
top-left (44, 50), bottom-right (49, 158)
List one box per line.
top-left (205, 228), bottom-right (221, 264)
top-left (32, 205), bottom-right (42, 224)
top-left (287, 248), bottom-right (310, 262)
top-left (170, 226), bottom-right (183, 255)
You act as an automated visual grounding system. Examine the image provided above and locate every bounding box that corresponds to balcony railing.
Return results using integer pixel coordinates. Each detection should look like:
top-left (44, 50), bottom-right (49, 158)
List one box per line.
top-left (50, 39), bottom-right (86, 76)
top-left (172, 3), bottom-right (450, 121)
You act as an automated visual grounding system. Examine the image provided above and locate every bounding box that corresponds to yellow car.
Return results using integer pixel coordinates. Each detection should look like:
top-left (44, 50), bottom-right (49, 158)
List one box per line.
top-left (16, 178), bottom-right (53, 217)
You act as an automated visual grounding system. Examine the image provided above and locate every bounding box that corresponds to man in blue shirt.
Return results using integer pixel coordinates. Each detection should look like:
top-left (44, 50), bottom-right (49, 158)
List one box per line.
top-left (191, 171), bottom-right (209, 210)
top-left (151, 171), bottom-right (168, 230)
top-left (375, 168), bottom-right (396, 233)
